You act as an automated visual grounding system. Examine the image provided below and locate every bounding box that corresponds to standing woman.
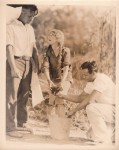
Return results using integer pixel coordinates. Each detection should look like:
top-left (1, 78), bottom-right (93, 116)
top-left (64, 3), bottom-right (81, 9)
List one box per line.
top-left (43, 29), bottom-right (73, 117)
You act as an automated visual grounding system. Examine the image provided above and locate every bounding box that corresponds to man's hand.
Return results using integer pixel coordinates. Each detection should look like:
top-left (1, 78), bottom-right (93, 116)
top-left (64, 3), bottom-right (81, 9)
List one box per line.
top-left (31, 59), bottom-right (39, 73)
top-left (32, 64), bottom-right (38, 73)
top-left (9, 99), bottom-right (17, 105)
top-left (11, 68), bottom-right (22, 79)
top-left (31, 57), bottom-right (39, 73)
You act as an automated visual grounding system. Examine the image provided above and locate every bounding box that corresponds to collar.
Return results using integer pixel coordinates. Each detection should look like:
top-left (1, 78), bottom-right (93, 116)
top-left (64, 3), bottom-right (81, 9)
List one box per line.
top-left (13, 19), bottom-right (28, 27)
top-left (49, 45), bottom-right (64, 55)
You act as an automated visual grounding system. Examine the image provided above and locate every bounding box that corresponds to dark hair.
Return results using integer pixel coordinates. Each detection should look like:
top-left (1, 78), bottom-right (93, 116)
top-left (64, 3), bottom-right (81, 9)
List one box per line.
top-left (80, 61), bottom-right (98, 74)
top-left (22, 5), bottom-right (38, 16)
top-left (7, 4), bottom-right (38, 16)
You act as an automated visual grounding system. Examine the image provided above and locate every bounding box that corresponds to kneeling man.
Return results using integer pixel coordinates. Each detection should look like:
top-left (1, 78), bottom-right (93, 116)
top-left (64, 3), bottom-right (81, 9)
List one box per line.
top-left (58, 61), bottom-right (115, 144)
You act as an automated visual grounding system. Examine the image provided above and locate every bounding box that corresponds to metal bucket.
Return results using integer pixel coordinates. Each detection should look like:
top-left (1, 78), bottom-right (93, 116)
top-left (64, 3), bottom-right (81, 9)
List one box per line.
top-left (49, 115), bottom-right (71, 140)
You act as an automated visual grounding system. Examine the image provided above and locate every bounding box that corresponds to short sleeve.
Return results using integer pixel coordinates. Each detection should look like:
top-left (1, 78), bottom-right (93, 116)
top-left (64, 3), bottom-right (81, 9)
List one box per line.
top-left (84, 82), bottom-right (94, 94)
top-left (84, 75), bottom-right (107, 94)
top-left (93, 77), bottom-right (107, 93)
top-left (63, 48), bottom-right (70, 66)
top-left (6, 24), bottom-right (14, 46)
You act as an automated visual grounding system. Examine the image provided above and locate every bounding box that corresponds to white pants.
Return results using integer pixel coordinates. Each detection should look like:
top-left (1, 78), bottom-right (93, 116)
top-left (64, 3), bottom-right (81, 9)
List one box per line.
top-left (86, 103), bottom-right (115, 143)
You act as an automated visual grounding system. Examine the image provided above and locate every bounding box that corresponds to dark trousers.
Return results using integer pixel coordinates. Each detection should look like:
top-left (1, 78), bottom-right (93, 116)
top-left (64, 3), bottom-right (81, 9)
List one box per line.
top-left (6, 59), bottom-right (32, 132)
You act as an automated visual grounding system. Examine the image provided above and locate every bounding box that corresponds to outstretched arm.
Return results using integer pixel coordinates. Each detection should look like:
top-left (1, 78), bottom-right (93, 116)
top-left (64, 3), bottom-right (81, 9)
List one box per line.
top-left (58, 91), bottom-right (89, 103)
top-left (67, 90), bottom-right (100, 117)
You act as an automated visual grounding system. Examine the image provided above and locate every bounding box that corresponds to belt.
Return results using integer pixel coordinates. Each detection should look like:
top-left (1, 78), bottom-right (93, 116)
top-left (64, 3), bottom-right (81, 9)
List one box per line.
top-left (14, 56), bottom-right (31, 61)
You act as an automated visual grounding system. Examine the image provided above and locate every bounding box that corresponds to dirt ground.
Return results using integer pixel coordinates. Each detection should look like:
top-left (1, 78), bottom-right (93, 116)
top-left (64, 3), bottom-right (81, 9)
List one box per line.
top-left (6, 119), bottom-right (88, 145)
top-left (6, 119), bottom-right (115, 147)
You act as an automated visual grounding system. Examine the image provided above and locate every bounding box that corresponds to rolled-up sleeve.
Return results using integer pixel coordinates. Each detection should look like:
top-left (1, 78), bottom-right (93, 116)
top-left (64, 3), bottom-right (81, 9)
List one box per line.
top-left (6, 24), bottom-right (14, 46)
top-left (63, 48), bottom-right (70, 66)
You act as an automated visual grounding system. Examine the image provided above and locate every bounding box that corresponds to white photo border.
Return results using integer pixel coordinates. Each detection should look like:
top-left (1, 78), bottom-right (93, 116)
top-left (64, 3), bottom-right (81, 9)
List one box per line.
top-left (0, 0), bottom-right (119, 149)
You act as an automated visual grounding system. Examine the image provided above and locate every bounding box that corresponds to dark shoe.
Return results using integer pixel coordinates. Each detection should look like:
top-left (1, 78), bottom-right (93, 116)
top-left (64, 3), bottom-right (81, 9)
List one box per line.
top-left (7, 131), bottom-right (23, 138)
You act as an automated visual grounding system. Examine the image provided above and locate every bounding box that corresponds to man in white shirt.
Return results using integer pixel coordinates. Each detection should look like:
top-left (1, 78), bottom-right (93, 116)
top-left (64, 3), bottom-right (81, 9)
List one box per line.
top-left (58, 61), bottom-right (115, 144)
top-left (6, 5), bottom-right (39, 138)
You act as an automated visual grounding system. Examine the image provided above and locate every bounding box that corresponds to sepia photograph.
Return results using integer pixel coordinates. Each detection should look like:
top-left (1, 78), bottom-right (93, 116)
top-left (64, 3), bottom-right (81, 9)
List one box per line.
top-left (0, 0), bottom-right (119, 149)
